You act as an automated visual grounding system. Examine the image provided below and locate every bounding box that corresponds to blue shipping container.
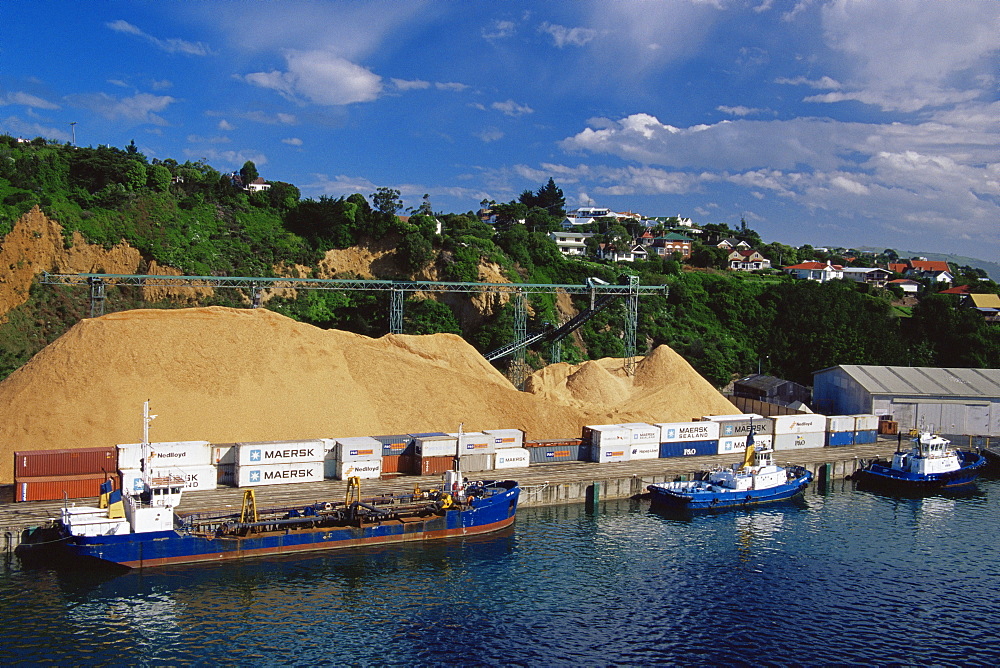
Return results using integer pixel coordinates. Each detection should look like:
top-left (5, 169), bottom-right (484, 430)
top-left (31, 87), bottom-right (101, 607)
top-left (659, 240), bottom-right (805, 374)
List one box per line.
top-left (854, 430), bottom-right (877, 444)
top-left (826, 430), bottom-right (855, 447)
top-left (371, 434), bottom-right (412, 456)
top-left (527, 444), bottom-right (582, 464)
top-left (659, 440), bottom-right (718, 458)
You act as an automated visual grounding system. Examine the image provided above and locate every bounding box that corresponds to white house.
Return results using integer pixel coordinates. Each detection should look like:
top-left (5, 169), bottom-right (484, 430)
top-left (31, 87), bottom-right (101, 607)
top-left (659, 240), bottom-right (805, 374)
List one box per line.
top-left (841, 267), bottom-right (893, 287)
top-left (888, 278), bottom-right (920, 294)
top-left (784, 260), bottom-right (844, 282)
top-left (549, 231), bottom-right (591, 256)
top-left (561, 206), bottom-right (614, 229)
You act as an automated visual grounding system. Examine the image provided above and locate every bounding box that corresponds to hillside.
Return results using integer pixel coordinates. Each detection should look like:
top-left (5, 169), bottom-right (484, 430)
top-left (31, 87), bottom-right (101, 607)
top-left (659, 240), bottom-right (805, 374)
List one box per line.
top-left (0, 306), bottom-right (737, 483)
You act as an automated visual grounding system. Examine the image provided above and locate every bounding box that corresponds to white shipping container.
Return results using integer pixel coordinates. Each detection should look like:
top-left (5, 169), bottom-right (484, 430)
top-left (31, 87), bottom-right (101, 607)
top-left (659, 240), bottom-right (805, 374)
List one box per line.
top-left (413, 436), bottom-right (458, 458)
top-left (328, 458), bottom-right (382, 480)
top-left (617, 422), bottom-right (661, 443)
top-left (450, 431), bottom-right (495, 455)
top-left (236, 440), bottom-right (325, 466)
top-left (458, 453), bottom-right (494, 472)
top-left (236, 461), bottom-right (324, 487)
top-left (212, 443), bottom-right (236, 466)
top-left (771, 414), bottom-right (827, 435)
top-left (591, 444), bottom-right (631, 463)
top-left (117, 441), bottom-right (212, 470)
top-left (119, 465), bottom-right (219, 493)
top-left (702, 413), bottom-right (763, 422)
top-left (718, 434), bottom-right (773, 454)
top-left (585, 425), bottom-right (631, 448)
top-left (853, 414), bottom-right (879, 431)
top-left (630, 442), bottom-right (660, 460)
top-left (334, 437), bottom-right (384, 462)
top-left (773, 431), bottom-right (826, 451)
top-left (483, 429), bottom-right (524, 449)
top-left (494, 448), bottom-right (530, 469)
top-left (826, 416), bottom-right (857, 433)
top-left (656, 421), bottom-right (721, 443)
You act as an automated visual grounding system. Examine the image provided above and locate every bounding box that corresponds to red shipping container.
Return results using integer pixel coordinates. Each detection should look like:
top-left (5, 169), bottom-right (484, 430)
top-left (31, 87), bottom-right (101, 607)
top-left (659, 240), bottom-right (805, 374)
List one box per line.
top-left (15, 473), bottom-right (109, 502)
top-left (415, 455), bottom-right (453, 476)
top-left (381, 455), bottom-right (403, 474)
top-left (14, 447), bottom-right (118, 478)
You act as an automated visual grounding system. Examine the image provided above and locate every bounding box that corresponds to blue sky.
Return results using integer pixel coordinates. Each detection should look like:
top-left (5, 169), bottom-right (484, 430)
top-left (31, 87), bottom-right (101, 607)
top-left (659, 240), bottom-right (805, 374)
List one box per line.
top-left (2, 1), bottom-right (999, 261)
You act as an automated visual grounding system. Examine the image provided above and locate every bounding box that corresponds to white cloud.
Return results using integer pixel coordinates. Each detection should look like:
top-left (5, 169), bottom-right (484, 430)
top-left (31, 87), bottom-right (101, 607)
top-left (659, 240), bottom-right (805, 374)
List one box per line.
top-left (539, 22), bottom-right (598, 48)
top-left (436, 82), bottom-right (469, 92)
top-left (282, 137), bottom-right (303, 146)
top-left (392, 78), bottom-right (430, 91)
top-left (66, 92), bottom-right (176, 125)
top-left (717, 105), bottom-right (768, 117)
top-left (244, 50), bottom-right (383, 105)
top-left (774, 76), bottom-right (841, 89)
top-left (1, 115), bottom-right (70, 142)
top-left (186, 134), bottom-right (231, 144)
top-left (491, 100), bottom-right (534, 117)
top-left (106, 19), bottom-right (213, 56)
top-left (217, 119), bottom-right (234, 131)
top-left (475, 128), bottom-right (504, 143)
top-left (1, 91), bottom-right (60, 109)
top-left (482, 19), bottom-right (516, 41)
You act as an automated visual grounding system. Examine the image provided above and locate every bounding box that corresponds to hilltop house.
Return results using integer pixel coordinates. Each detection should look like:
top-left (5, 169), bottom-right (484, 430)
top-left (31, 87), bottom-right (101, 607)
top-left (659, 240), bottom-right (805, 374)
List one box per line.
top-left (841, 267), bottom-right (893, 287)
top-left (549, 231), bottom-right (591, 256)
top-left (888, 278), bottom-right (921, 294)
top-left (728, 249), bottom-right (771, 272)
top-left (784, 260), bottom-right (844, 282)
top-left (961, 294), bottom-right (1000, 323)
top-left (890, 259), bottom-right (954, 285)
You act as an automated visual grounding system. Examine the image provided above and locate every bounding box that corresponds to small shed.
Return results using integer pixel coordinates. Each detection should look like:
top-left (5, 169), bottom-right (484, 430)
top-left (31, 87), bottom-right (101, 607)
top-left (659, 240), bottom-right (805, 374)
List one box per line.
top-left (812, 365), bottom-right (1000, 436)
top-left (732, 374), bottom-right (811, 408)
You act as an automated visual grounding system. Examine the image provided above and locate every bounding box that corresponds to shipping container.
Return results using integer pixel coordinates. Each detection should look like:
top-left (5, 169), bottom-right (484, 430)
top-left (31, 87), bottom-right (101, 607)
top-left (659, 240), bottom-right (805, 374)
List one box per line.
top-left (408, 431), bottom-right (448, 439)
top-left (616, 422), bottom-right (661, 444)
top-left (236, 461), bottom-right (324, 487)
top-left (398, 454), bottom-right (416, 475)
top-left (826, 415), bottom-right (857, 433)
top-left (853, 414), bottom-right (879, 431)
top-left (413, 436), bottom-right (458, 458)
top-left (826, 431), bottom-right (855, 447)
top-left (630, 442), bottom-right (660, 460)
top-left (494, 448), bottom-right (530, 469)
top-left (117, 441), bottom-right (212, 470)
top-left (15, 447), bottom-right (117, 478)
top-left (413, 455), bottom-right (454, 476)
top-left (334, 436), bottom-right (384, 462)
top-left (450, 431), bottom-right (495, 455)
top-left (526, 441), bottom-right (582, 464)
top-left (380, 455), bottom-right (404, 475)
top-left (771, 414), bottom-right (827, 435)
top-left (120, 465), bottom-right (218, 493)
top-left (217, 463), bottom-right (236, 486)
top-left (589, 444), bottom-right (630, 464)
top-left (582, 424), bottom-right (631, 448)
top-left (656, 421), bottom-right (721, 443)
top-left (482, 428), bottom-right (525, 449)
top-left (457, 453), bottom-right (493, 473)
top-left (854, 430), bottom-right (878, 444)
top-left (212, 443), bottom-right (236, 466)
top-left (773, 431), bottom-right (826, 450)
top-left (328, 458), bottom-right (382, 481)
top-left (707, 416), bottom-right (774, 439)
top-left (659, 440), bottom-right (719, 458)
top-left (370, 434), bottom-right (412, 456)
top-left (717, 435), bottom-right (773, 455)
top-left (15, 473), bottom-right (108, 502)
top-left (236, 440), bottom-right (325, 466)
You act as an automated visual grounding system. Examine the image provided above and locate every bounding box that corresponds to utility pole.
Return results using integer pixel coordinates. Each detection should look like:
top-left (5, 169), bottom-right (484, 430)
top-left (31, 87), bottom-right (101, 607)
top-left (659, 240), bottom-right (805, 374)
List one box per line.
top-left (69, 122), bottom-right (77, 146)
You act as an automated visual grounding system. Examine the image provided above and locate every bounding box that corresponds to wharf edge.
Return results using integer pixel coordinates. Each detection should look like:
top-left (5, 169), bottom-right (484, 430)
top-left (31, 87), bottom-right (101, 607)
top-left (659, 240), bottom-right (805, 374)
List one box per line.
top-left (0, 437), bottom-right (914, 554)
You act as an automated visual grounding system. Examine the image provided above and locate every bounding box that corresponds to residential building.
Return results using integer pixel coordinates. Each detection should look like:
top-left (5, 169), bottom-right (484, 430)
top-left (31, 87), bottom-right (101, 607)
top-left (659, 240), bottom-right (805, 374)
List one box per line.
top-left (246, 177), bottom-right (271, 193)
top-left (561, 206), bottom-right (614, 229)
top-left (888, 278), bottom-right (921, 294)
top-left (909, 260), bottom-right (953, 285)
top-left (841, 267), bottom-right (893, 287)
top-left (549, 231), bottom-right (591, 256)
top-left (961, 294), bottom-right (1000, 323)
top-left (597, 243), bottom-right (647, 262)
top-left (783, 260), bottom-right (844, 282)
top-left (648, 232), bottom-right (693, 259)
top-left (728, 249), bottom-right (771, 271)
top-left (717, 237), bottom-right (751, 251)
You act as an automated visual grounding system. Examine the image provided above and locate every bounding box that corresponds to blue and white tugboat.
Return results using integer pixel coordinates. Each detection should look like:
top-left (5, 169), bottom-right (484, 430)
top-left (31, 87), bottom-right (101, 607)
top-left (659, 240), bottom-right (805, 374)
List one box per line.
top-left (853, 431), bottom-right (985, 491)
top-left (647, 430), bottom-right (812, 510)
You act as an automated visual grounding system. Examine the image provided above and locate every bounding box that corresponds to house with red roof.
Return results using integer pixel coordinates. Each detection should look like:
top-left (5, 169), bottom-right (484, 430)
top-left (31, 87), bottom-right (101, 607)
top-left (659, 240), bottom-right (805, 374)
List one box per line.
top-left (728, 249), bottom-right (771, 271)
top-left (783, 260), bottom-right (844, 282)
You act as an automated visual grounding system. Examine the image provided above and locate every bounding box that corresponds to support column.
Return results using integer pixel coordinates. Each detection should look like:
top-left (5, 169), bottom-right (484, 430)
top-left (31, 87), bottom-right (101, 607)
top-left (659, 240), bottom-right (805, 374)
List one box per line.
top-left (390, 288), bottom-right (404, 334)
top-left (510, 290), bottom-right (528, 390)
top-left (623, 274), bottom-right (639, 375)
top-left (87, 277), bottom-right (106, 318)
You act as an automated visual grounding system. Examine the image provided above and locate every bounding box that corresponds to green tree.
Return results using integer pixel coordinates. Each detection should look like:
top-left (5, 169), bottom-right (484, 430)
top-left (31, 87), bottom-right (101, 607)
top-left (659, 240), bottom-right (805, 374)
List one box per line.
top-left (239, 160), bottom-right (259, 188)
top-left (371, 187), bottom-right (402, 217)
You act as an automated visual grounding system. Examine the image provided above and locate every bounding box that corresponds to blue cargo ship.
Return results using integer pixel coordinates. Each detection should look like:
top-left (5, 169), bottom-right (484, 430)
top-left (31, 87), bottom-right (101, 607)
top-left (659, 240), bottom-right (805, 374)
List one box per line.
top-left (19, 470), bottom-right (519, 570)
top-left (853, 431), bottom-right (985, 491)
top-left (646, 435), bottom-right (812, 510)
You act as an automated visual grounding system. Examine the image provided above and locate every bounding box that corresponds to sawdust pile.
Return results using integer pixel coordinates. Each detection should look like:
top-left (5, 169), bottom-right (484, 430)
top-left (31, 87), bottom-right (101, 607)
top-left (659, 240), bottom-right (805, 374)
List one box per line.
top-left (0, 307), bottom-right (736, 483)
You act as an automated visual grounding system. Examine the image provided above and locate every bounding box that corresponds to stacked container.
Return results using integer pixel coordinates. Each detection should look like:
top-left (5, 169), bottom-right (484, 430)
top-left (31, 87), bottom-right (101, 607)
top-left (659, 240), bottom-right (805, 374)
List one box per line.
top-left (704, 415), bottom-right (774, 455)
top-left (494, 447), bottom-right (530, 469)
top-left (826, 416), bottom-right (856, 447)
top-left (451, 431), bottom-right (494, 473)
top-left (525, 438), bottom-right (583, 464)
top-left (118, 441), bottom-right (216, 493)
top-left (655, 421), bottom-right (720, 458)
top-left (412, 434), bottom-right (458, 476)
top-left (771, 414), bottom-right (826, 451)
top-left (582, 425), bottom-right (631, 463)
top-left (328, 437), bottom-right (383, 480)
top-left (483, 428), bottom-right (525, 450)
top-left (235, 439), bottom-right (324, 487)
top-left (617, 422), bottom-right (660, 460)
top-left (853, 414), bottom-right (879, 444)
top-left (14, 446), bottom-right (118, 501)
top-left (213, 443), bottom-right (237, 486)
top-left (370, 434), bottom-right (412, 474)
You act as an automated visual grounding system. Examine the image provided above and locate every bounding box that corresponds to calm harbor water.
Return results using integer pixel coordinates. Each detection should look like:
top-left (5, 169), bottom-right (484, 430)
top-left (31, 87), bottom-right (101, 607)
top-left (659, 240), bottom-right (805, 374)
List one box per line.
top-left (3, 476), bottom-right (1000, 667)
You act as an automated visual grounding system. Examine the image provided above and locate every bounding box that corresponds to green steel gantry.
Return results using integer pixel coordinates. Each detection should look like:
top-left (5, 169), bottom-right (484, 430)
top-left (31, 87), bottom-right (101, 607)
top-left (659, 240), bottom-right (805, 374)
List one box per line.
top-left (40, 272), bottom-right (666, 387)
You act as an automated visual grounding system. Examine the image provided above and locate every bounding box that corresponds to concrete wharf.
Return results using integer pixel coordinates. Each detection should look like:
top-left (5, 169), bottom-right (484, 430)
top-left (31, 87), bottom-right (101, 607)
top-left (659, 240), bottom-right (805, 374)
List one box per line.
top-left (1, 438), bottom-right (904, 554)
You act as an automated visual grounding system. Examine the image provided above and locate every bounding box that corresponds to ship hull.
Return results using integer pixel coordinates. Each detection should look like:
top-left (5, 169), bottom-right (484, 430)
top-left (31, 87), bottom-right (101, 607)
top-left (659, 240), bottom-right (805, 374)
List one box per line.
top-left (53, 483), bottom-right (519, 569)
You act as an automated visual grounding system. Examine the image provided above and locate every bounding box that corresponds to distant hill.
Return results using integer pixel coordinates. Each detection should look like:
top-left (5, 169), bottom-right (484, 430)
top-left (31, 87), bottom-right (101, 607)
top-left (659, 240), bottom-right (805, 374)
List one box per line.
top-left (856, 247), bottom-right (999, 282)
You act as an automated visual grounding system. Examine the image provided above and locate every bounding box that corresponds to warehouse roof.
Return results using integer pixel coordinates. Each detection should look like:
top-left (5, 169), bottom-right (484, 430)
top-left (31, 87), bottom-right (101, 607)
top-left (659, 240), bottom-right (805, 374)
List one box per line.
top-left (816, 365), bottom-right (1000, 398)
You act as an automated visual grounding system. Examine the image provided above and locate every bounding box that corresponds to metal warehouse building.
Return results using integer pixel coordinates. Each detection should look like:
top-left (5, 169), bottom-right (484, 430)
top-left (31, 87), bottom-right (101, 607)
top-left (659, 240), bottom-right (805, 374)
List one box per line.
top-left (812, 365), bottom-right (1000, 436)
